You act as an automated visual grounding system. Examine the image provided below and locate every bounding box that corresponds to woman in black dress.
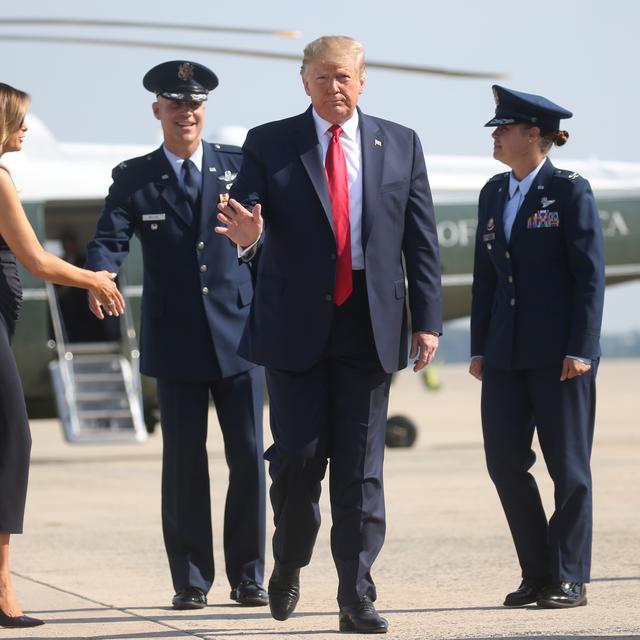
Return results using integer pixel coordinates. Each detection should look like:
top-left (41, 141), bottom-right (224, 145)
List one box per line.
top-left (0, 82), bottom-right (125, 628)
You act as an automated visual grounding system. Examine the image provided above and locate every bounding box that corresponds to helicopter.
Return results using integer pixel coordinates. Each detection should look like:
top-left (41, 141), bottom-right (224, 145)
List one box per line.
top-left (2, 17), bottom-right (639, 442)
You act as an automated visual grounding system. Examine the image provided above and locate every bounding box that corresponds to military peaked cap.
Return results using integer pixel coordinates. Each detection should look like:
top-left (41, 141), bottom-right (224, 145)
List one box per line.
top-left (143, 60), bottom-right (219, 102)
top-left (485, 85), bottom-right (572, 130)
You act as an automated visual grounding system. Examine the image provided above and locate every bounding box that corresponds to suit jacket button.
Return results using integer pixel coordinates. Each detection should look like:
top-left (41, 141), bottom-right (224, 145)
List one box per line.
top-left (325, 294), bottom-right (332, 302)
top-left (200, 264), bottom-right (208, 273)
top-left (202, 287), bottom-right (209, 295)
top-left (197, 241), bottom-right (205, 250)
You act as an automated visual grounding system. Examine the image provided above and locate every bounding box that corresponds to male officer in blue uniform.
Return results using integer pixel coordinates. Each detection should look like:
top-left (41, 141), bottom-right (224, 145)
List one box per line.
top-left (470, 86), bottom-right (605, 609)
top-left (86, 61), bottom-right (267, 610)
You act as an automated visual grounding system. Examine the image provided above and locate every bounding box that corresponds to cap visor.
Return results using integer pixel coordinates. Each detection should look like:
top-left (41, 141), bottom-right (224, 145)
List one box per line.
top-left (484, 116), bottom-right (516, 127)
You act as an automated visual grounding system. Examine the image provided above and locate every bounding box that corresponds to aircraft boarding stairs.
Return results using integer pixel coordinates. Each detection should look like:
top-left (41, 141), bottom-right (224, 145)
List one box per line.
top-left (45, 279), bottom-right (147, 443)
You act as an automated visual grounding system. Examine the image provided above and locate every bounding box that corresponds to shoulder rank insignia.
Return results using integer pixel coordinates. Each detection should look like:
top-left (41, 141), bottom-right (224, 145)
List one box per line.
top-left (555, 169), bottom-right (580, 181)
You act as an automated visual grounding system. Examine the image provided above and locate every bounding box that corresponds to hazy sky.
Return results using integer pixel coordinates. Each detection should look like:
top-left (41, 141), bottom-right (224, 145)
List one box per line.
top-left (1, 0), bottom-right (638, 331)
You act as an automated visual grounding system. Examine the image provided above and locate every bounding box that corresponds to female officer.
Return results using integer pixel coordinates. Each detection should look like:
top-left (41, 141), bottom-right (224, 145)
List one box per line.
top-left (0, 82), bottom-right (124, 628)
top-left (469, 85), bottom-right (605, 609)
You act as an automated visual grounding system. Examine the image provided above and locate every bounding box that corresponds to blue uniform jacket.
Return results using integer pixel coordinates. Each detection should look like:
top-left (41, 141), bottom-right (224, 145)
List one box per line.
top-left (86, 142), bottom-right (255, 381)
top-left (230, 106), bottom-right (443, 374)
top-left (471, 158), bottom-right (605, 370)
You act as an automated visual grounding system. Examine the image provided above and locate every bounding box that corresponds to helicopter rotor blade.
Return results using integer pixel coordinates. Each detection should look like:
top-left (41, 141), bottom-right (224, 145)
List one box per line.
top-left (0, 34), bottom-right (505, 79)
top-left (0, 17), bottom-right (302, 39)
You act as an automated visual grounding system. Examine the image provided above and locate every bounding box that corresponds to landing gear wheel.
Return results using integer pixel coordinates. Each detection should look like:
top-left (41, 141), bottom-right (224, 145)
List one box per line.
top-left (385, 415), bottom-right (417, 448)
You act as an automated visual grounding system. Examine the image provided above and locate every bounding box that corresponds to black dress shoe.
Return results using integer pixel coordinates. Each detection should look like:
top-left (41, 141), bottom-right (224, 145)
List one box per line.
top-left (230, 580), bottom-right (269, 606)
top-left (268, 567), bottom-right (300, 621)
top-left (0, 610), bottom-right (45, 628)
top-left (339, 596), bottom-right (388, 634)
top-left (537, 582), bottom-right (587, 608)
top-left (503, 579), bottom-right (547, 607)
top-left (171, 586), bottom-right (207, 610)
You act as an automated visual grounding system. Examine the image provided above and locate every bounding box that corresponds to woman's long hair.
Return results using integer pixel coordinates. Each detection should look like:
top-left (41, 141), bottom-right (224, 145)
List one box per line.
top-left (0, 83), bottom-right (30, 153)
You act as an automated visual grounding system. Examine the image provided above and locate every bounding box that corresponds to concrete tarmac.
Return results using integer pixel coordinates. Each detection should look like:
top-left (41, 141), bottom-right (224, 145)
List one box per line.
top-left (7, 360), bottom-right (640, 639)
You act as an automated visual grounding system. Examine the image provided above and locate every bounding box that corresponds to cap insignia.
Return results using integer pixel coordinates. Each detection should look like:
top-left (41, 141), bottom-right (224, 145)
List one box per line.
top-left (177, 63), bottom-right (195, 81)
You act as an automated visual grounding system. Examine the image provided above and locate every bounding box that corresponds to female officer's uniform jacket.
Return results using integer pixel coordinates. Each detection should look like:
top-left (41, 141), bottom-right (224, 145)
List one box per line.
top-left (471, 158), bottom-right (605, 369)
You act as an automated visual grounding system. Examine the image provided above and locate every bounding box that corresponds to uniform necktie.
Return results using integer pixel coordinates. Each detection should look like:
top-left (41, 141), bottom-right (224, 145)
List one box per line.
top-left (325, 125), bottom-right (352, 306)
top-left (504, 185), bottom-right (522, 243)
top-left (182, 159), bottom-right (200, 210)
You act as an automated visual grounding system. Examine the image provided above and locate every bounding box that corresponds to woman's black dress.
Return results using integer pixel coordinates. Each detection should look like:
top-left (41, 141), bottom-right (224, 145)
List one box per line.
top-left (0, 232), bottom-right (31, 534)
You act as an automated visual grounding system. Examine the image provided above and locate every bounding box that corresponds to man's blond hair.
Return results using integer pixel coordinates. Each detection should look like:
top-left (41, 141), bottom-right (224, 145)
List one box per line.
top-left (0, 83), bottom-right (29, 153)
top-left (300, 36), bottom-right (366, 78)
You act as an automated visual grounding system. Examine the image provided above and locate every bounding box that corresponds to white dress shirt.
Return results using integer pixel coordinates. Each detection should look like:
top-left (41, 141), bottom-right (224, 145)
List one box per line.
top-left (311, 108), bottom-right (364, 269)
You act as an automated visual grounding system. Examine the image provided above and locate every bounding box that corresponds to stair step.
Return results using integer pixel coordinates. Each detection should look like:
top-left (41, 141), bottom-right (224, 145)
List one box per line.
top-left (76, 409), bottom-right (134, 419)
top-left (75, 391), bottom-right (128, 401)
top-left (73, 372), bottom-right (124, 382)
top-left (65, 342), bottom-right (121, 355)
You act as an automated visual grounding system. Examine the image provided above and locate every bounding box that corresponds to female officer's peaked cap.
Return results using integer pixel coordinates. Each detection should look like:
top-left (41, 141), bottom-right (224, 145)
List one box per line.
top-left (485, 85), bottom-right (572, 130)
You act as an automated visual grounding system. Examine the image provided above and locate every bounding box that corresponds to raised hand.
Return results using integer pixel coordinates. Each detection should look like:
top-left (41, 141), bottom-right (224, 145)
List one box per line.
top-left (215, 199), bottom-right (263, 248)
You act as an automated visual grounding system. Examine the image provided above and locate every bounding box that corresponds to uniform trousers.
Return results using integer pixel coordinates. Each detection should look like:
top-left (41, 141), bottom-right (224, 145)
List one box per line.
top-left (264, 271), bottom-right (391, 606)
top-left (481, 361), bottom-right (598, 583)
top-left (157, 366), bottom-right (265, 593)
top-left (0, 312), bottom-right (31, 534)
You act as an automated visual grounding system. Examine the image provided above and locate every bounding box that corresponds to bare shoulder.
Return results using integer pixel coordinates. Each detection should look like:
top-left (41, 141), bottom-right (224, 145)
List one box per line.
top-left (0, 164), bottom-right (19, 199)
top-left (0, 164), bottom-right (15, 191)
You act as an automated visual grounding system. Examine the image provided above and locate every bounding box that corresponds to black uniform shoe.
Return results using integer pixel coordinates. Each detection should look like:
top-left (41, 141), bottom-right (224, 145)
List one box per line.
top-left (268, 567), bottom-right (300, 621)
top-left (171, 587), bottom-right (207, 610)
top-left (0, 611), bottom-right (45, 628)
top-left (503, 579), bottom-right (547, 607)
top-left (339, 596), bottom-right (388, 634)
top-left (230, 580), bottom-right (269, 606)
top-left (537, 582), bottom-right (587, 608)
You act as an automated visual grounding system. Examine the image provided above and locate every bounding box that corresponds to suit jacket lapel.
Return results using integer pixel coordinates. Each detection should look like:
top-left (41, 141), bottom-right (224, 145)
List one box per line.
top-left (510, 158), bottom-right (555, 245)
top-left (359, 110), bottom-right (384, 250)
top-left (152, 146), bottom-right (194, 228)
top-left (293, 107), bottom-right (334, 232)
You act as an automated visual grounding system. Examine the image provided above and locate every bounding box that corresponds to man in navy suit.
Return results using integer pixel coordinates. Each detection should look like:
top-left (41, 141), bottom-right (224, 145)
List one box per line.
top-left (470, 86), bottom-right (605, 609)
top-left (216, 36), bottom-right (442, 634)
top-left (86, 61), bottom-right (267, 610)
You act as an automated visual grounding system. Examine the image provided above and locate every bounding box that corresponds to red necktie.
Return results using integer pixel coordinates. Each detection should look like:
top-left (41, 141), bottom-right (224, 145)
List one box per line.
top-left (325, 125), bottom-right (352, 306)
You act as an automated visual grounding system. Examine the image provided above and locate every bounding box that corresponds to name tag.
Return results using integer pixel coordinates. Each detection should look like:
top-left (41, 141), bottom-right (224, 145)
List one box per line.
top-left (143, 213), bottom-right (166, 222)
top-left (482, 232), bottom-right (496, 242)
